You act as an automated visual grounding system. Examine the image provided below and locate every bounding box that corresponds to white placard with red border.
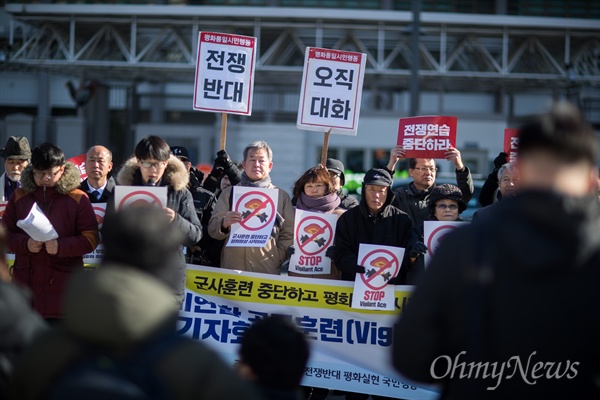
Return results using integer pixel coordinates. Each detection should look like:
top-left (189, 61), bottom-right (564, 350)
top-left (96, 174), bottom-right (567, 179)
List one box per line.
top-left (503, 128), bottom-right (519, 164)
top-left (0, 201), bottom-right (14, 265)
top-left (289, 209), bottom-right (337, 275)
top-left (351, 244), bottom-right (405, 310)
top-left (68, 153), bottom-right (87, 182)
top-left (227, 186), bottom-right (279, 248)
top-left (83, 203), bottom-right (106, 267)
top-left (193, 31), bottom-right (257, 115)
top-left (424, 221), bottom-right (467, 267)
top-left (114, 186), bottom-right (167, 211)
top-left (397, 116), bottom-right (457, 159)
top-left (297, 47), bottom-right (367, 135)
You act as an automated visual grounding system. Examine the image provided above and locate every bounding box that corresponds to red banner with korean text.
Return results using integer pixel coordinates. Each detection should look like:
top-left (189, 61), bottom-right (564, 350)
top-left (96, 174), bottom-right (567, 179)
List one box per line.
top-left (396, 116), bottom-right (457, 159)
top-left (503, 128), bottom-right (519, 163)
top-left (68, 153), bottom-right (87, 181)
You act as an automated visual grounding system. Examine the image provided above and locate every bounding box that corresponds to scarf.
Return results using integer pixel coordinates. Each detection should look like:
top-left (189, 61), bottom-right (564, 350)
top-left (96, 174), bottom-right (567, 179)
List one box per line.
top-left (240, 171), bottom-right (272, 188)
top-left (296, 192), bottom-right (341, 214)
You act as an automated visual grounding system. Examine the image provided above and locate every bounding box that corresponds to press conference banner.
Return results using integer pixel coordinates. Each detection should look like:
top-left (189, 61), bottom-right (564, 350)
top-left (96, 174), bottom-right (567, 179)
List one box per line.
top-left (178, 265), bottom-right (438, 400)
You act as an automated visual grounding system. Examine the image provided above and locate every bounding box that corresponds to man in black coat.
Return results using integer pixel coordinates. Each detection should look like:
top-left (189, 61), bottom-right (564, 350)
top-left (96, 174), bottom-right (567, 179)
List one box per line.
top-left (393, 102), bottom-right (600, 399)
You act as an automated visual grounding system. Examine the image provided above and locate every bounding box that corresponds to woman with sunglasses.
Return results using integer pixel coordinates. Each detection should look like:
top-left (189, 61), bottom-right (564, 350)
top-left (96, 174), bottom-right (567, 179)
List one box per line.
top-left (426, 183), bottom-right (467, 221)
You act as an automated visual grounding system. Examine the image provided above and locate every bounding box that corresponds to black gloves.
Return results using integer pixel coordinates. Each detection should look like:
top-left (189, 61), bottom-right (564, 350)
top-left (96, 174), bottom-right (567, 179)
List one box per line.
top-left (493, 152), bottom-right (508, 169)
top-left (408, 242), bottom-right (428, 258)
top-left (286, 246), bottom-right (295, 258)
top-left (325, 246), bottom-right (336, 259)
top-left (188, 168), bottom-right (204, 190)
top-left (214, 150), bottom-right (234, 170)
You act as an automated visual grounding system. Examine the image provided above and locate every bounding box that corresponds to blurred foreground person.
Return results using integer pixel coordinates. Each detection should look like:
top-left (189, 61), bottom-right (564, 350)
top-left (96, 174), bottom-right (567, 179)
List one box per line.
top-left (393, 102), bottom-right (600, 399)
top-left (0, 223), bottom-right (47, 399)
top-left (239, 315), bottom-right (309, 400)
top-left (8, 206), bottom-right (261, 400)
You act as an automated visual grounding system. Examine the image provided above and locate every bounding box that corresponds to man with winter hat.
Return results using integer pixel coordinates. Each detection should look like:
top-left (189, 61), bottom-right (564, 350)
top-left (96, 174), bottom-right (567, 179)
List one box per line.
top-left (332, 167), bottom-right (426, 286)
top-left (326, 158), bottom-right (358, 210)
top-left (0, 136), bottom-right (31, 201)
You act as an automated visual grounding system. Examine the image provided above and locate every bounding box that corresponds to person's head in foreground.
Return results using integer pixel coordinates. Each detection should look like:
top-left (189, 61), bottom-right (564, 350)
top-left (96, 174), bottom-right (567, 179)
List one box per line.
top-left (238, 315), bottom-right (309, 395)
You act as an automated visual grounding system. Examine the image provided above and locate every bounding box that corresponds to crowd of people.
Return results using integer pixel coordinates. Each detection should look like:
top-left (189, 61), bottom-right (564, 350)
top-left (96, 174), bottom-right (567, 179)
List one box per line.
top-left (0, 101), bottom-right (599, 400)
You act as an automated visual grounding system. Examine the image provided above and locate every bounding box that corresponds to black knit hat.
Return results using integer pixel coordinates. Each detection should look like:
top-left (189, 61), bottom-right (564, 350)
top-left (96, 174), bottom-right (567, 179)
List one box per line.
top-left (0, 136), bottom-right (31, 160)
top-left (363, 168), bottom-right (393, 187)
top-left (427, 184), bottom-right (467, 214)
top-left (326, 158), bottom-right (345, 186)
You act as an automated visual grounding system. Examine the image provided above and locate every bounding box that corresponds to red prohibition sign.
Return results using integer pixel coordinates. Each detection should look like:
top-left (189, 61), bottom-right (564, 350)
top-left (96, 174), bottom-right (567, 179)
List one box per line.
top-left (118, 190), bottom-right (164, 210)
top-left (359, 249), bottom-right (399, 291)
top-left (295, 215), bottom-right (333, 256)
top-left (427, 225), bottom-right (458, 257)
top-left (235, 191), bottom-right (276, 231)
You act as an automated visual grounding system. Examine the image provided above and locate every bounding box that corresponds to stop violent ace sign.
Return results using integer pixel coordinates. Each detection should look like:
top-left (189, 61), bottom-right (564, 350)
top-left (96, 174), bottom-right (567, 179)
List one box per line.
top-left (193, 32), bottom-right (257, 115)
top-left (297, 47), bottom-right (367, 135)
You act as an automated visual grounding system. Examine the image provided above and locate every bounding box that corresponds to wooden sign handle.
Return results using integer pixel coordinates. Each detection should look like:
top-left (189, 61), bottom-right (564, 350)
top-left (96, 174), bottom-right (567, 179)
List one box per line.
top-left (220, 113), bottom-right (228, 150)
top-left (320, 128), bottom-right (332, 166)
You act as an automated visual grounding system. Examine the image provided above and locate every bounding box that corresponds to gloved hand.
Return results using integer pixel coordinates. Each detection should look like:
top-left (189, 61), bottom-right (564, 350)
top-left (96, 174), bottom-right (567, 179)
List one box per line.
top-left (191, 167), bottom-right (204, 185)
top-left (286, 246), bottom-right (295, 258)
top-left (189, 168), bottom-right (204, 190)
top-left (325, 246), bottom-right (336, 259)
top-left (408, 242), bottom-right (428, 258)
top-left (209, 165), bottom-right (225, 181)
top-left (214, 150), bottom-right (234, 170)
top-left (493, 152), bottom-right (508, 169)
top-left (350, 264), bottom-right (366, 274)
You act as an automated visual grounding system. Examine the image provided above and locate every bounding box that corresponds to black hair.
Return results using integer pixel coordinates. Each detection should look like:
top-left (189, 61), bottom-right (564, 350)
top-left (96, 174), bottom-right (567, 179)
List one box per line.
top-left (240, 315), bottom-right (309, 391)
top-left (518, 102), bottom-right (598, 165)
top-left (101, 206), bottom-right (184, 291)
top-left (31, 143), bottom-right (65, 170)
top-left (134, 135), bottom-right (171, 162)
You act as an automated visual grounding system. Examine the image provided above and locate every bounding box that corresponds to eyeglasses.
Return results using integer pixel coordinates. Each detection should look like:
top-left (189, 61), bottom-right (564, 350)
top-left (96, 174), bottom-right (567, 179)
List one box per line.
top-left (33, 169), bottom-right (62, 179)
top-left (414, 166), bottom-right (438, 173)
top-left (436, 203), bottom-right (458, 210)
top-left (140, 161), bottom-right (166, 169)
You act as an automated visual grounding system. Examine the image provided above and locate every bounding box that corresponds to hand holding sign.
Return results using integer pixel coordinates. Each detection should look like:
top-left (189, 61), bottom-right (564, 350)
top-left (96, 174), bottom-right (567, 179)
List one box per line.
top-left (222, 210), bottom-right (242, 229)
top-left (444, 146), bottom-right (465, 171)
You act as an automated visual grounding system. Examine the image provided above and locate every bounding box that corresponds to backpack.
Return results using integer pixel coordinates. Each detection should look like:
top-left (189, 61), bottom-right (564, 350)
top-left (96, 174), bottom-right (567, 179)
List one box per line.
top-left (45, 333), bottom-right (185, 400)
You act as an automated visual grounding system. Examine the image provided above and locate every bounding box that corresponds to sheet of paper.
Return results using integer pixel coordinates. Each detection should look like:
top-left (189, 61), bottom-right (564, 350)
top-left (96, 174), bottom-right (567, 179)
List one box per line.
top-left (16, 202), bottom-right (59, 242)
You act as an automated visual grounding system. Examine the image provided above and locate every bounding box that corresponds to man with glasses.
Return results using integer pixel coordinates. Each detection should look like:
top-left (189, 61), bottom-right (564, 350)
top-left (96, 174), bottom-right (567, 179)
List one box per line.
top-left (2, 143), bottom-right (100, 321)
top-left (79, 145), bottom-right (115, 203)
top-left (115, 136), bottom-right (202, 303)
top-left (385, 146), bottom-right (474, 236)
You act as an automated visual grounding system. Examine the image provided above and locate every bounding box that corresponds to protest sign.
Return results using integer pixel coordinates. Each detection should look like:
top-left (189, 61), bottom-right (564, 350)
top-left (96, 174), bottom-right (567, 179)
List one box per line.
top-left (351, 244), bottom-right (405, 311)
top-left (83, 203), bottom-right (106, 268)
top-left (68, 153), bottom-right (87, 181)
top-left (289, 209), bottom-right (337, 275)
top-left (297, 47), bottom-right (366, 136)
top-left (179, 265), bottom-right (438, 400)
top-left (227, 186), bottom-right (279, 248)
top-left (504, 128), bottom-right (519, 163)
top-left (193, 31), bottom-right (256, 116)
top-left (114, 186), bottom-right (167, 211)
top-left (397, 116), bottom-right (457, 159)
top-left (423, 220), bottom-right (466, 267)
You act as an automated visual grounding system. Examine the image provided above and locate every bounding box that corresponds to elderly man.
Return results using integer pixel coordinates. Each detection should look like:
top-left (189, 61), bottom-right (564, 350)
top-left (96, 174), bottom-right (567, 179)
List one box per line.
top-left (472, 162), bottom-right (520, 222)
top-left (208, 140), bottom-right (294, 274)
top-left (79, 145), bottom-right (115, 203)
top-left (385, 146), bottom-right (474, 235)
top-left (333, 168), bottom-right (425, 285)
top-left (0, 136), bottom-right (31, 201)
top-left (393, 102), bottom-right (600, 399)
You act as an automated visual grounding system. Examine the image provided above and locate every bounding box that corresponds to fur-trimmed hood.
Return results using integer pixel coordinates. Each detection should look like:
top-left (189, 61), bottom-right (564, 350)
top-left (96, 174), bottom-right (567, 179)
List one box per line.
top-left (20, 162), bottom-right (82, 194)
top-left (116, 155), bottom-right (189, 191)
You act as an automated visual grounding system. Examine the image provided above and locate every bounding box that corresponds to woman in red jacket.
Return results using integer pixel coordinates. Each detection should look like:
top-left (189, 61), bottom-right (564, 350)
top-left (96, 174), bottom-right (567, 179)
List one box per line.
top-left (3, 143), bottom-right (99, 321)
